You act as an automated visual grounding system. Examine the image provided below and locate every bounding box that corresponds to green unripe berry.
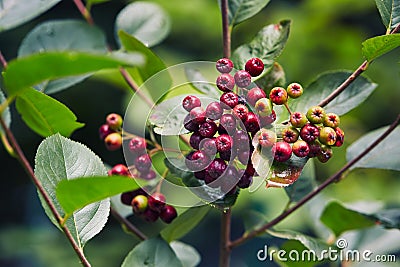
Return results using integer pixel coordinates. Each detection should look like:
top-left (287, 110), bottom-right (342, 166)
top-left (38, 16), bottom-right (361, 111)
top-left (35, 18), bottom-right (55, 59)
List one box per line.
top-left (290, 112), bottom-right (308, 128)
top-left (306, 106), bottom-right (326, 124)
top-left (287, 83), bottom-right (303, 98)
top-left (323, 113), bottom-right (340, 128)
top-left (254, 98), bottom-right (272, 117)
top-left (319, 127), bottom-right (337, 146)
top-left (131, 195), bottom-right (148, 214)
top-left (282, 126), bottom-right (299, 143)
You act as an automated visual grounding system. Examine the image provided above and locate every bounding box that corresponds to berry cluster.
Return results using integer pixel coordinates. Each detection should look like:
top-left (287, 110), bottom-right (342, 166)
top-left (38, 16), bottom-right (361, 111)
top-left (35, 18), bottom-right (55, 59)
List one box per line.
top-left (99, 113), bottom-right (123, 151)
top-left (121, 190), bottom-right (177, 223)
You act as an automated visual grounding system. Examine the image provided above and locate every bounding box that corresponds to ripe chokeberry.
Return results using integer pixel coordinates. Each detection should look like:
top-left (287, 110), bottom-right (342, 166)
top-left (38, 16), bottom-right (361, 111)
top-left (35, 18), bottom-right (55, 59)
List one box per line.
top-left (189, 132), bottom-right (203, 150)
top-left (234, 70), bottom-right (252, 88)
top-left (189, 107), bottom-right (206, 124)
top-left (198, 121), bottom-right (218, 138)
top-left (286, 83), bottom-right (303, 98)
top-left (216, 73), bottom-right (235, 92)
top-left (129, 137), bottom-right (147, 157)
top-left (184, 114), bottom-right (199, 132)
top-left (272, 141), bottom-right (292, 162)
top-left (216, 58), bottom-right (234, 73)
top-left (290, 112), bottom-right (308, 128)
top-left (292, 140), bottom-right (310, 157)
top-left (186, 150), bottom-right (210, 171)
top-left (319, 127), bottom-right (337, 146)
top-left (323, 113), bottom-right (340, 128)
top-left (131, 195), bottom-right (148, 214)
top-left (238, 150), bottom-right (251, 165)
top-left (282, 127), bottom-right (300, 143)
top-left (244, 112), bottom-right (260, 134)
top-left (233, 104), bottom-right (249, 122)
top-left (104, 132), bottom-right (122, 151)
top-left (306, 106), bottom-right (326, 124)
top-left (245, 58), bottom-right (264, 77)
top-left (205, 101), bottom-right (223, 120)
top-left (106, 113), bottom-right (123, 130)
top-left (220, 92), bottom-right (239, 109)
top-left (160, 205), bottom-right (177, 224)
top-left (135, 154), bottom-right (152, 173)
top-left (110, 164), bottom-right (130, 176)
top-left (99, 124), bottom-right (115, 140)
top-left (205, 158), bottom-right (227, 184)
top-left (148, 192), bottom-right (166, 212)
top-left (143, 208), bottom-right (159, 222)
top-left (269, 87), bottom-right (288, 105)
top-left (216, 134), bottom-right (233, 153)
top-left (237, 173), bottom-right (253, 189)
top-left (307, 142), bottom-right (321, 158)
top-left (182, 95), bottom-right (201, 112)
top-left (300, 124), bottom-right (320, 143)
top-left (142, 169), bottom-right (156, 180)
top-left (246, 87), bottom-right (266, 106)
top-left (199, 138), bottom-right (217, 156)
top-left (233, 130), bottom-right (250, 150)
top-left (334, 127), bottom-right (344, 147)
top-left (255, 98), bottom-right (272, 117)
top-left (219, 114), bottom-right (237, 134)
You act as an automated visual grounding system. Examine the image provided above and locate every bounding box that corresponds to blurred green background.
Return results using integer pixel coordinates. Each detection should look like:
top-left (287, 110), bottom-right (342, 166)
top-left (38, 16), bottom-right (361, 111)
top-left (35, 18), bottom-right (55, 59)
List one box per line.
top-left (0, 0), bottom-right (399, 266)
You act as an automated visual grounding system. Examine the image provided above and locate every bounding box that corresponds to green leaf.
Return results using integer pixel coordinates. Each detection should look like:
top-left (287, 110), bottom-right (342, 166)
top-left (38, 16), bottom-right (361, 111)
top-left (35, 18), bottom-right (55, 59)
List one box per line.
top-left (223, 0), bottom-right (271, 27)
top-left (170, 241), bottom-right (201, 267)
top-left (374, 209), bottom-right (400, 229)
top-left (0, 89), bottom-right (11, 135)
top-left (278, 240), bottom-right (321, 267)
top-left (284, 160), bottom-right (316, 203)
top-left (3, 51), bottom-right (141, 96)
top-left (121, 236), bottom-right (182, 267)
top-left (232, 20), bottom-right (290, 71)
top-left (362, 34), bottom-right (400, 61)
top-left (115, 1), bottom-right (171, 47)
top-left (290, 71), bottom-right (377, 116)
top-left (320, 202), bottom-right (375, 236)
top-left (118, 30), bottom-right (168, 82)
top-left (15, 89), bottom-right (84, 137)
top-left (254, 62), bottom-right (286, 90)
top-left (0, 0), bottom-right (61, 32)
top-left (18, 20), bottom-right (108, 94)
top-left (56, 176), bottom-right (142, 217)
top-left (161, 206), bottom-right (210, 242)
top-left (86, 0), bottom-right (111, 5)
top-left (242, 210), bottom-right (268, 235)
top-left (34, 134), bottom-right (109, 247)
top-left (375, 0), bottom-right (400, 31)
top-left (184, 67), bottom-right (220, 99)
top-left (346, 125), bottom-right (400, 171)
top-left (268, 156), bottom-right (309, 188)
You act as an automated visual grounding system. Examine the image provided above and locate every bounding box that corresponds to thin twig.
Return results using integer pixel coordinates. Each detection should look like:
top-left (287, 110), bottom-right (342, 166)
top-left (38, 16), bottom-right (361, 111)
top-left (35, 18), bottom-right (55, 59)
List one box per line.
top-left (229, 114), bottom-right (400, 248)
top-left (0, 118), bottom-right (92, 267)
top-left (0, 51), bottom-right (8, 69)
top-left (110, 208), bottom-right (147, 240)
top-left (221, 0), bottom-right (231, 58)
top-left (73, 0), bottom-right (94, 25)
top-left (219, 209), bottom-right (232, 267)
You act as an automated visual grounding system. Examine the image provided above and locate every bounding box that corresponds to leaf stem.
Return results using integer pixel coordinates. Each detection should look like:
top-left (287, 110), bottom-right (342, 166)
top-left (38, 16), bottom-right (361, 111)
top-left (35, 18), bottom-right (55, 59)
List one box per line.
top-left (0, 50), bottom-right (8, 68)
top-left (221, 0), bottom-right (231, 58)
top-left (229, 113), bottom-right (400, 248)
top-left (0, 118), bottom-right (92, 267)
top-left (73, 0), bottom-right (94, 25)
top-left (110, 208), bottom-right (147, 240)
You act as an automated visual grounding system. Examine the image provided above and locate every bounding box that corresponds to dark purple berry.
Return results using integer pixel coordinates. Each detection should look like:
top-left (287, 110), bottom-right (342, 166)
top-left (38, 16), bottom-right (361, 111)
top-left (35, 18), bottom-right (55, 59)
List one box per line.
top-left (216, 134), bottom-right (233, 153)
top-left (318, 145), bottom-right (333, 163)
top-left (205, 158), bottom-right (227, 184)
top-left (199, 138), bottom-right (217, 156)
top-left (233, 130), bottom-right (250, 150)
top-left (142, 169), bottom-right (156, 180)
top-left (245, 58), bottom-right (264, 77)
top-left (246, 87), bottom-right (266, 106)
top-left (182, 95), bottom-right (201, 112)
top-left (216, 58), bottom-right (234, 73)
top-left (244, 112), bottom-right (260, 134)
top-left (308, 142), bottom-right (321, 158)
top-left (219, 150), bottom-right (233, 161)
top-left (184, 114), bottom-right (200, 132)
top-left (272, 141), bottom-right (292, 162)
top-left (219, 165), bottom-right (241, 192)
top-left (99, 124), bottom-right (115, 140)
top-left (259, 110), bottom-right (277, 126)
top-left (143, 208), bottom-right (159, 222)
top-left (238, 150), bottom-right (251, 165)
top-left (237, 173), bottom-right (253, 189)
top-left (198, 121), bottom-right (218, 138)
top-left (234, 70), bottom-right (252, 88)
top-left (189, 132), bottom-right (203, 150)
top-left (129, 137), bottom-right (147, 157)
top-left (189, 107), bottom-right (206, 124)
top-left (220, 114), bottom-right (237, 134)
top-left (194, 170), bottom-right (206, 180)
top-left (216, 73), bottom-right (235, 92)
top-left (185, 150), bottom-right (210, 171)
top-left (220, 92), bottom-right (239, 109)
top-left (205, 101), bottom-right (223, 120)
top-left (245, 163), bottom-right (256, 176)
top-left (148, 192), bottom-right (166, 212)
top-left (160, 205), bottom-right (177, 224)
top-left (135, 154), bottom-right (152, 173)
top-left (300, 124), bottom-right (320, 143)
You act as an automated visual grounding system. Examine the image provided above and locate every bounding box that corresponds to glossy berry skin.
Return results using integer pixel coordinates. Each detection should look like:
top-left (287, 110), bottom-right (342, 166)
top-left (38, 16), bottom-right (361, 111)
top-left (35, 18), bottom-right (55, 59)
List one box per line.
top-left (220, 92), bottom-right (239, 109)
top-left (205, 102), bottom-right (223, 120)
top-left (306, 106), bottom-right (326, 124)
top-left (318, 145), bottom-right (333, 163)
top-left (106, 113), bottom-right (123, 130)
top-left (220, 114), bottom-right (237, 134)
top-left (184, 114), bottom-right (199, 132)
top-left (120, 188), bottom-right (146, 206)
top-left (104, 132), bottom-right (122, 151)
top-left (198, 121), bottom-right (218, 138)
top-left (334, 127), bottom-right (345, 147)
top-left (205, 158), bottom-right (227, 184)
top-left (237, 173), bottom-right (253, 189)
top-left (258, 129), bottom-right (277, 148)
top-left (129, 137), bottom-right (147, 157)
top-left (319, 127), bottom-right (337, 146)
top-left (189, 132), bottom-right (203, 150)
top-left (290, 112), bottom-right (308, 128)
top-left (246, 87), bottom-right (266, 106)
top-left (269, 87), bottom-right (288, 105)
top-left (259, 110), bottom-right (276, 126)
top-left (300, 124), bottom-right (320, 143)
top-left (185, 150), bottom-right (210, 171)
top-left (292, 140), bottom-right (310, 157)
top-left (131, 195), bottom-right (148, 214)
top-left (148, 192), bottom-right (166, 212)
top-left (142, 169), bottom-right (156, 180)
top-left (216, 134), bottom-right (233, 153)
top-left (99, 124), bottom-right (115, 140)
top-left (216, 58), bottom-right (234, 73)
top-left (143, 208), bottom-right (159, 222)
top-left (182, 95), bottom-right (201, 112)
top-left (189, 107), bottom-right (206, 124)
top-left (272, 141), bottom-right (292, 162)
top-left (219, 150), bottom-right (233, 161)
top-left (323, 113), bottom-right (340, 128)
top-left (135, 154), bottom-right (152, 173)
top-left (199, 138), bottom-right (217, 157)
top-left (244, 112), bottom-right (260, 134)
top-left (160, 205), bottom-right (177, 224)
top-left (216, 73), bottom-right (235, 92)
top-left (245, 58), bottom-right (264, 77)
top-left (234, 130), bottom-right (250, 150)
top-left (255, 98), bottom-right (272, 117)
top-left (233, 104), bottom-right (249, 122)
top-left (286, 83), bottom-right (303, 98)
top-left (245, 163), bottom-right (256, 176)
top-left (307, 142), bottom-right (321, 158)
top-left (234, 70), bottom-right (252, 88)
top-left (110, 164), bottom-right (130, 176)
top-left (282, 127), bottom-right (300, 143)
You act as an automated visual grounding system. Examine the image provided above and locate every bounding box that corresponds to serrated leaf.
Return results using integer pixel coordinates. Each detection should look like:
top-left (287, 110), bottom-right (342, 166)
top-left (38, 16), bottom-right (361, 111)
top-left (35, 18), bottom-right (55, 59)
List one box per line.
top-left (222, 0), bottom-right (271, 26)
top-left (0, 0), bottom-right (61, 32)
top-left (232, 20), bottom-right (290, 71)
top-left (115, 1), bottom-right (170, 47)
top-left (121, 236), bottom-right (182, 267)
top-left (375, 0), bottom-right (392, 28)
top-left (56, 176), bottom-right (142, 217)
top-left (184, 67), bottom-right (220, 99)
top-left (15, 89), bottom-right (84, 137)
top-left (34, 134), bottom-right (110, 247)
top-left (346, 125), bottom-right (400, 171)
top-left (284, 159), bottom-right (316, 203)
top-left (362, 34), bottom-right (400, 61)
top-left (170, 241), bottom-right (201, 267)
top-left (18, 20), bottom-right (107, 94)
top-left (161, 206), bottom-right (210, 242)
top-left (320, 202), bottom-right (376, 236)
top-left (290, 71), bottom-right (377, 116)
top-left (3, 51), bottom-right (141, 96)
top-left (0, 89), bottom-right (11, 135)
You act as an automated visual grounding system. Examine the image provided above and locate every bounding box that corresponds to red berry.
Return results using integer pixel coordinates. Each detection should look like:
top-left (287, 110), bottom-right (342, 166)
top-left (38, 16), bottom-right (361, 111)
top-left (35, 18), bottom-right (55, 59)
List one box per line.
top-left (104, 132), bottom-right (122, 151)
top-left (219, 165), bottom-right (241, 192)
top-left (269, 87), bottom-right (288, 105)
top-left (335, 127), bottom-right (345, 147)
top-left (220, 92), bottom-right (239, 109)
top-left (234, 70), bottom-right (252, 88)
top-left (189, 132), bottom-right (203, 150)
top-left (205, 101), bottom-right (223, 120)
top-left (220, 114), bottom-right (237, 134)
top-left (282, 127), bottom-right (300, 143)
top-left (129, 137), bottom-right (147, 157)
top-left (216, 58), bottom-right (234, 73)
top-left (244, 112), bottom-right (260, 134)
top-left (292, 140), bottom-right (310, 157)
top-left (182, 95), bottom-right (201, 112)
top-left (272, 141), bottom-right (292, 162)
top-left (306, 106), bottom-right (326, 124)
top-left (106, 113), bottom-right (123, 130)
top-left (184, 114), bottom-right (199, 132)
top-left (199, 138), bottom-right (217, 156)
top-left (216, 134), bottom-right (233, 153)
top-left (99, 124), bottom-right (115, 140)
top-left (233, 130), bottom-right (250, 151)
top-left (160, 205), bottom-right (178, 223)
top-left (205, 158), bottom-right (227, 184)
top-left (142, 169), bottom-right (156, 180)
top-left (216, 73), bottom-right (235, 92)
top-left (300, 124), bottom-right (320, 143)
top-left (245, 163), bottom-right (256, 176)
top-left (110, 164), bottom-right (130, 176)
top-left (287, 83), bottom-right (303, 98)
top-left (307, 142), bottom-right (322, 158)
top-left (143, 208), bottom-right (159, 222)
top-left (245, 58), bottom-right (264, 77)
top-left (189, 107), bottom-right (206, 124)
top-left (185, 150), bottom-right (210, 171)
top-left (258, 129), bottom-right (277, 148)
top-left (246, 87), bottom-right (266, 106)
top-left (134, 154), bottom-right (152, 173)
top-left (198, 121), bottom-right (218, 138)
top-left (323, 113), bottom-right (340, 128)
top-left (259, 110), bottom-right (277, 126)
top-left (319, 127), bottom-right (337, 146)
top-left (233, 104), bottom-right (249, 122)
top-left (237, 173), bottom-right (253, 189)
top-left (120, 188), bottom-right (146, 206)
top-left (131, 195), bottom-right (148, 214)
top-left (290, 112), bottom-right (307, 128)
top-left (148, 192), bottom-right (166, 212)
